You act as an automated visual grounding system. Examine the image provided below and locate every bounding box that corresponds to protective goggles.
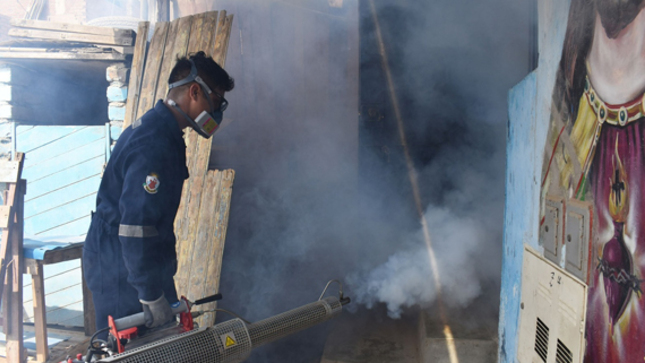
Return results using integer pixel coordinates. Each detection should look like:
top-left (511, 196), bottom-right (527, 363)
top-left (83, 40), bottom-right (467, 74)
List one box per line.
top-left (167, 60), bottom-right (227, 138)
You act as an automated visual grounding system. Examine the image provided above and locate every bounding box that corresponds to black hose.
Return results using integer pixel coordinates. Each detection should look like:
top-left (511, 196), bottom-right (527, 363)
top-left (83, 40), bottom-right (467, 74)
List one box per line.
top-left (86, 327), bottom-right (111, 362)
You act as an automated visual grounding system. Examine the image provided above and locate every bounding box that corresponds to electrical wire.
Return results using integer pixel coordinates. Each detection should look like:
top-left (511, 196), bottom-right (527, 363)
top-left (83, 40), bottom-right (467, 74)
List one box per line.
top-left (89, 327), bottom-right (111, 347)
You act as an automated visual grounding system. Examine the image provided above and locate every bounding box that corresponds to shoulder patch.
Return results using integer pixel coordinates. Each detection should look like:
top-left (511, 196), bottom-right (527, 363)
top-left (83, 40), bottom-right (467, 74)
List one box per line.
top-left (143, 173), bottom-right (160, 194)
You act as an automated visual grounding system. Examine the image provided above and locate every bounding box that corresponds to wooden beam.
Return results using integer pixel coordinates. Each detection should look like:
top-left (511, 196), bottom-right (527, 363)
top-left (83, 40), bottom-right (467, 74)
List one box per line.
top-left (174, 12), bottom-right (209, 289)
top-left (107, 46), bottom-right (135, 55)
top-left (212, 12), bottom-right (234, 67)
top-left (152, 17), bottom-right (181, 103)
top-left (123, 21), bottom-right (150, 129)
top-left (40, 244), bottom-right (83, 264)
top-left (31, 263), bottom-right (48, 363)
top-left (9, 28), bottom-right (133, 46)
top-left (5, 178), bottom-right (25, 363)
top-left (199, 169), bottom-right (234, 327)
top-left (0, 153), bottom-right (23, 304)
top-left (133, 21), bottom-right (170, 124)
top-left (175, 11), bottom-right (233, 306)
top-left (0, 51), bottom-right (126, 61)
top-left (11, 18), bottom-right (134, 38)
top-left (186, 170), bottom-right (221, 326)
top-left (154, 15), bottom-right (194, 102)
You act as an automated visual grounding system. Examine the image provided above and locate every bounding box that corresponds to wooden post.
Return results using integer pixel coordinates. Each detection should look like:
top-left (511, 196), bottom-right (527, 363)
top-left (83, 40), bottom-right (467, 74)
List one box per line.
top-left (31, 262), bottom-right (47, 363)
top-left (123, 21), bottom-right (150, 129)
top-left (5, 179), bottom-right (25, 363)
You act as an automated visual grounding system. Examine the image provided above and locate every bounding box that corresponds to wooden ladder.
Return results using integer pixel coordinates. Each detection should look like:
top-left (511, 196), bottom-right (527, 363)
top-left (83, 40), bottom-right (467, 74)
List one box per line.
top-left (0, 153), bottom-right (26, 363)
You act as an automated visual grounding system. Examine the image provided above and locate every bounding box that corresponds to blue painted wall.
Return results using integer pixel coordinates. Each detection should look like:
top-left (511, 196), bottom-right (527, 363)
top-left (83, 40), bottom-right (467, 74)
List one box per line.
top-left (17, 125), bottom-right (108, 327)
top-left (498, 0), bottom-right (571, 361)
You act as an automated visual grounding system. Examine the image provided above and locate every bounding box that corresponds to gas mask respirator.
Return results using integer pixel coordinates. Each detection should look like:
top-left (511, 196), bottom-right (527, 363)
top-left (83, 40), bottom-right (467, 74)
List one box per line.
top-left (167, 60), bottom-right (225, 139)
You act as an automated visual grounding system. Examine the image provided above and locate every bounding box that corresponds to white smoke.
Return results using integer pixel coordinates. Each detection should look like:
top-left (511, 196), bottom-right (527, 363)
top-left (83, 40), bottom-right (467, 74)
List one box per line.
top-left (348, 205), bottom-right (485, 318)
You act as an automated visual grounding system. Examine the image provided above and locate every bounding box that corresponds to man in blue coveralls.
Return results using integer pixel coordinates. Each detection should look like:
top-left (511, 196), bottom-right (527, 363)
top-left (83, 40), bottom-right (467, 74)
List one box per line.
top-left (83, 51), bottom-right (234, 335)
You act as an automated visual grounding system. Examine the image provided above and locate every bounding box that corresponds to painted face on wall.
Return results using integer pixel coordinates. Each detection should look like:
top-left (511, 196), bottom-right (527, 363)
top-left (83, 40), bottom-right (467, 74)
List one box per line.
top-left (595, 0), bottom-right (645, 37)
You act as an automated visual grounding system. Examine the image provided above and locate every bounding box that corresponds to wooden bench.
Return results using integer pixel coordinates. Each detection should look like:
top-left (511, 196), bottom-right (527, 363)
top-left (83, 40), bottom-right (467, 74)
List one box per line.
top-left (23, 240), bottom-right (95, 363)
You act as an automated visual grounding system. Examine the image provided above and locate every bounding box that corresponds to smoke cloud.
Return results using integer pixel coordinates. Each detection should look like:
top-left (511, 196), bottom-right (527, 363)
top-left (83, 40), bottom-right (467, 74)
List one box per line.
top-left (336, 0), bottom-right (527, 321)
top-left (211, 0), bottom-right (529, 362)
top-left (348, 206), bottom-right (486, 319)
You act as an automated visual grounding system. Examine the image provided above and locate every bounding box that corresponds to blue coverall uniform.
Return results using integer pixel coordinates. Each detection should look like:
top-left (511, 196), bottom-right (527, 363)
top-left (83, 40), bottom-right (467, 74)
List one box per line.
top-left (83, 100), bottom-right (189, 333)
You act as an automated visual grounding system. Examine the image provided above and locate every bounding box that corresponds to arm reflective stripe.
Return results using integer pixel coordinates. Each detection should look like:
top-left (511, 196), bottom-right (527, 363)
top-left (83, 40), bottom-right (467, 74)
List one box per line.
top-left (119, 224), bottom-right (159, 238)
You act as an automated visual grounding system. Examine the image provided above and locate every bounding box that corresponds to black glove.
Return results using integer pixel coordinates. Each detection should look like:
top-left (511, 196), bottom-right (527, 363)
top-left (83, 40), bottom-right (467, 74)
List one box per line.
top-left (140, 293), bottom-right (174, 328)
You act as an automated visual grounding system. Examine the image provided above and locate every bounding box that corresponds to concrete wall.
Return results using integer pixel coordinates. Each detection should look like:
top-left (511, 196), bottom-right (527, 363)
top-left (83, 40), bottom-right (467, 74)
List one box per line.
top-left (498, 0), bottom-right (570, 361)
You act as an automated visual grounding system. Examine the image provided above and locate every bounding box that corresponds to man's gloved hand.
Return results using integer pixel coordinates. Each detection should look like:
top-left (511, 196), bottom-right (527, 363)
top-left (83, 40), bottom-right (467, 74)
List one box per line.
top-left (140, 293), bottom-right (174, 328)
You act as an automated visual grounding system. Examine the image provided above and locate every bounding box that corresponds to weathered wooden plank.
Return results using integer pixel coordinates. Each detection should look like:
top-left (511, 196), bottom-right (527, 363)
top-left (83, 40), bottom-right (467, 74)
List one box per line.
top-left (25, 156), bottom-right (103, 201)
top-left (152, 17), bottom-right (181, 102)
top-left (24, 176), bottom-right (100, 218)
top-left (123, 21), bottom-right (150, 129)
top-left (0, 50), bottom-right (127, 61)
top-left (174, 11), bottom-right (219, 290)
top-left (175, 133), bottom-right (208, 292)
top-left (199, 169), bottom-right (234, 327)
top-left (6, 176), bottom-right (25, 363)
top-left (135, 21), bottom-right (170, 123)
top-left (173, 12), bottom-right (208, 250)
top-left (175, 10), bottom-right (233, 302)
top-left (30, 263), bottom-right (48, 363)
top-left (25, 194), bottom-right (96, 234)
top-left (11, 18), bottom-right (134, 38)
top-left (186, 171), bottom-right (221, 312)
top-left (212, 13), bottom-right (235, 67)
top-left (199, 11), bottom-right (219, 58)
top-left (108, 45), bottom-right (135, 55)
top-left (9, 28), bottom-right (133, 46)
top-left (182, 137), bottom-right (210, 246)
top-left (42, 335), bottom-right (89, 363)
top-left (23, 143), bottom-right (104, 183)
top-left (16, 126), bottom-right (87, 154)
top-left (185, 12), bottom-right (208, 58)
top-left (42, 247), bottom-right (84, 266)
top-left (0, 153), bottom-right (24, 310)
top-left (155, 16), bottom-right (193, 99)
top-left (173, 11), bottom-right (210, 236)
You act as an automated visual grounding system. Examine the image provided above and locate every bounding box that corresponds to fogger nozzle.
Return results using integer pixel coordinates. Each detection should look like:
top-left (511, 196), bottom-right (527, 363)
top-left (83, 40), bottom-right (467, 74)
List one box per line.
top-left (98, 295), bottom-right (347, 363)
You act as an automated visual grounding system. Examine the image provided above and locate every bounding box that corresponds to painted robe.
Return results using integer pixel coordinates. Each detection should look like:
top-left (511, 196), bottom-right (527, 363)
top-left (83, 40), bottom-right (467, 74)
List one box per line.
top-left (546, 76), bottom-right (645, 362)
